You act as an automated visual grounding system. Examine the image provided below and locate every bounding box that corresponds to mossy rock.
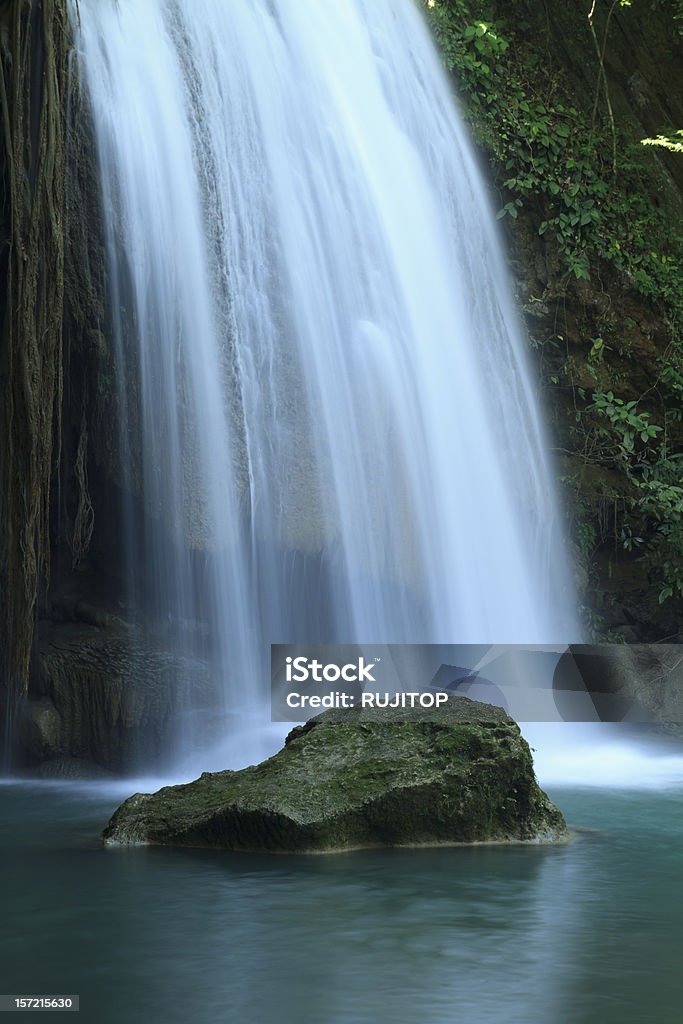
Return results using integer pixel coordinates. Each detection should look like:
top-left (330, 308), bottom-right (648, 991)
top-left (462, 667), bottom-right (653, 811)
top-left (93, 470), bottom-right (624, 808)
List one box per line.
top-left (103, 698), bottom-right (567, 852)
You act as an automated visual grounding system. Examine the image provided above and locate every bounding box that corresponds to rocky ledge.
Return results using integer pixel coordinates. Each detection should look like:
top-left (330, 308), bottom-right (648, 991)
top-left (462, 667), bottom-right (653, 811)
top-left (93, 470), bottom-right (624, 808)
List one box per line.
top-left (103, 698), bottom-right (567, 852)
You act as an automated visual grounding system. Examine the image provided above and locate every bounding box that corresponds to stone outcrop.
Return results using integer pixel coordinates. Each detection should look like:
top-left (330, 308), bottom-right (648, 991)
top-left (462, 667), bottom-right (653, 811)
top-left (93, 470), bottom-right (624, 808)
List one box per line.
top-left (103, 698), bottom-right (567, 852)
top-left (18, 617), bottom-right (217, 774)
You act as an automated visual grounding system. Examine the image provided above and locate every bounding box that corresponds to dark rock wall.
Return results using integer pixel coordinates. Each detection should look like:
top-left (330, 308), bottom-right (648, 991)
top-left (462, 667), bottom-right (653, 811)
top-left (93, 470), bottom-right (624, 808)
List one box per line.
top-left (0, 0), bottom-right (68, 725)
top-left (0, 1), bottom-right (133, 768)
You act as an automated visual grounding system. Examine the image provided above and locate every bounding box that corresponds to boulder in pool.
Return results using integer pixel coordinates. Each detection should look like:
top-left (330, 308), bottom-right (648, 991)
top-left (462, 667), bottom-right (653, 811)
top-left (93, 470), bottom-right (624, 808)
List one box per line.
top-left (103, 698), bottom-right (567, 852)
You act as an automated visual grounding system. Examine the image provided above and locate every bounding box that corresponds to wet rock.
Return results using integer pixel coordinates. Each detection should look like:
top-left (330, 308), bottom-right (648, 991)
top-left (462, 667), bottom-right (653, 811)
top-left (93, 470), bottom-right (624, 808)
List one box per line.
top-left (18, 699), bottom-right (63, 762)
top-left (29, 620), bottom-right (217, 773)
top-left (103, 698), bottom-right (567, 852)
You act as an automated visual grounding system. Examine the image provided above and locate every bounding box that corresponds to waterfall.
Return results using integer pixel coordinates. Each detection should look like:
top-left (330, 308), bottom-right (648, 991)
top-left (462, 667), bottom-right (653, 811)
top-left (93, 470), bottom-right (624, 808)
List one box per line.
top-left (71, 0), bottom-right (579, 766)
top-left (524, 723), bottom-right (683, 789)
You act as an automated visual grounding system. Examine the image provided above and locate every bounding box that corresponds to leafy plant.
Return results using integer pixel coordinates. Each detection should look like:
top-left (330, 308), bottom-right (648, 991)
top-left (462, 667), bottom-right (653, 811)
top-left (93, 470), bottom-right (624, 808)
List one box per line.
top-left (424, 0), bottom-right (683, 624)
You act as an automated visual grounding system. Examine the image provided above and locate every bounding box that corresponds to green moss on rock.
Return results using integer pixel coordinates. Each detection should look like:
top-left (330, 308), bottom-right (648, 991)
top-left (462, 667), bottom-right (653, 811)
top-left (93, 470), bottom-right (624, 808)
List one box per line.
top-left (103, 698), bottom-right (567, 853)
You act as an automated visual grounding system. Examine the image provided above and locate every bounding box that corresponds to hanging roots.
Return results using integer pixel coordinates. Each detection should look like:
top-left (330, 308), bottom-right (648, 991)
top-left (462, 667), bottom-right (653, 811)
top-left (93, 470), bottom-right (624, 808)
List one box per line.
top-left (71, 409), bottom-right (95, 569)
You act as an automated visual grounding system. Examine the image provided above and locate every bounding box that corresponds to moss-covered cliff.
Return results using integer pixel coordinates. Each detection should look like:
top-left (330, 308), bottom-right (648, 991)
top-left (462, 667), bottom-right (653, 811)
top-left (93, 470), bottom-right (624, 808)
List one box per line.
top-left (424, 0), bottom-right (683, 639)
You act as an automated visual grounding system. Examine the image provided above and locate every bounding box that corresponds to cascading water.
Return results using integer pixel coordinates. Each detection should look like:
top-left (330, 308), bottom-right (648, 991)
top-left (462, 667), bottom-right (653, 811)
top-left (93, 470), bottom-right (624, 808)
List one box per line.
top-left (71, 0), bottom-right (580, 768)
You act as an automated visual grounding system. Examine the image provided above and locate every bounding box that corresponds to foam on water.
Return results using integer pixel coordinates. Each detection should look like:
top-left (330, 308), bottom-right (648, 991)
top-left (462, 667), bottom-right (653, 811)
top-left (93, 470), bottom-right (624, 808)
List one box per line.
top-left (523, 723), bottom-right (683, 789)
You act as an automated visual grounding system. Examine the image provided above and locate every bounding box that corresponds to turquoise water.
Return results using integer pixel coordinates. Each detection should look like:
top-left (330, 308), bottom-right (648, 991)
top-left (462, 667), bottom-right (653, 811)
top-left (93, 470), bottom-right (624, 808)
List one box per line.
top-left (1, 781), bottom-right (681, 1023)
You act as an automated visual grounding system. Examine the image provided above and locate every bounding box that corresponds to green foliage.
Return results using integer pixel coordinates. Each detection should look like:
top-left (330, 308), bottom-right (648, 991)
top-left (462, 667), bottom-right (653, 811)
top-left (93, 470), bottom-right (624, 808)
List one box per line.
top-left (425, 0), bottom-right (683, 623)
top-left (588, 391), bottom-right (662, 456)
top-left (654, 0), bottom-right (683, 36)
top-left (641, 129), bottom-right (683, 152)
top-left (425, 1), bottom-right (682, 313)
top-left (426, 2), bottom-right (604, 277)
top-left (574, 389), bottom-right (683, 604)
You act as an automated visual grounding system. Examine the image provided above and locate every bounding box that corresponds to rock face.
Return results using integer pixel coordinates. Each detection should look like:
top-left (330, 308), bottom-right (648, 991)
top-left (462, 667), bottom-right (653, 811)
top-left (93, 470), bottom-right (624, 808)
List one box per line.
top-left (0, 0), bottom-right (70, 714)
top-left (103, 698), bottom-right (567, 852)
top-left (19, 616), bottom-right (217, 774)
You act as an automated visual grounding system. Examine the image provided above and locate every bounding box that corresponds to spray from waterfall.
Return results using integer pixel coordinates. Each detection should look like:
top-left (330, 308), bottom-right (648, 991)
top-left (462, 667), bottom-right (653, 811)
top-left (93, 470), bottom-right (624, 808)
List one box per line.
top-left (71, 0), bottom-right (580, 768)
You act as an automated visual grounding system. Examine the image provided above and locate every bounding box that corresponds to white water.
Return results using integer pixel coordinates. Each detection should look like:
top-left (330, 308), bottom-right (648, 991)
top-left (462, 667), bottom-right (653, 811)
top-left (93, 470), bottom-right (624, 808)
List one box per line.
top-left (523, 724), bottom-right (683, 789)
top-left (72, 0), bottom-right (579, 766)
